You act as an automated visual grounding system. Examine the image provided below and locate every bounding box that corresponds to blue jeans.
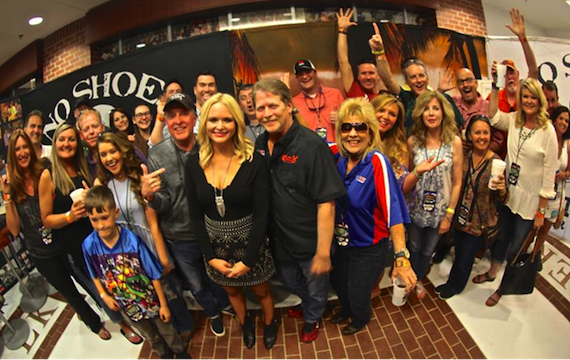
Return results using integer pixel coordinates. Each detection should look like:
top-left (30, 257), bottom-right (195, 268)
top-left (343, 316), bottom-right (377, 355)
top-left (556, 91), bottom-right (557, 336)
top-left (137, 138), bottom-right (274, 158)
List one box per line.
top-left (166, 240), bottom-right (230, 318)
top-left (446, 230), bottom-right (484, 293)
top-left (160, 272), bottom-right (194, 334)
top-left (68, 254), bottom-right (124, 324)
top-left (330, 240), bottom-right (388, 328)
top-left (276, 258), bottom-right (329, 324)
top-left (408, 223), bottom-right (441, 281)
top-left (491, 205), bottom-right (534, 263)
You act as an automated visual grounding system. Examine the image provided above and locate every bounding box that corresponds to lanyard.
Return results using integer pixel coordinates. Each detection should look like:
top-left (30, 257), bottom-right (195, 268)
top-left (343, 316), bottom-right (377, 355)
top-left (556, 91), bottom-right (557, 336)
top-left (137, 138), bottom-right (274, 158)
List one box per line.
top-left (463, 155), bottom-right (489, 220)
top-left (303, 89), bottom-right (325, 126)
top-left (515, 126), bottom-right (537, 164)
top-left (112, 178), bottom-right (132, 227)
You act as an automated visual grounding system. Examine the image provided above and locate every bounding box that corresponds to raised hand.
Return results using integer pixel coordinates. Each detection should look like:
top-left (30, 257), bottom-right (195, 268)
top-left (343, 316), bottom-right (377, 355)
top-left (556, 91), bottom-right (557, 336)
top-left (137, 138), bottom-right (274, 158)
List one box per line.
top-left (369, 22), bottom-right (384, 52)
top-left (1, 169), bottom-right (10, 195)
top-left (337, 8), bottom-right (357, 31)
top-left (506, 8), bottom-right (526, 40)
top-left (140, 164), bottom-right (165, 200)
top-left (438, 69), bottom-right (455, 92)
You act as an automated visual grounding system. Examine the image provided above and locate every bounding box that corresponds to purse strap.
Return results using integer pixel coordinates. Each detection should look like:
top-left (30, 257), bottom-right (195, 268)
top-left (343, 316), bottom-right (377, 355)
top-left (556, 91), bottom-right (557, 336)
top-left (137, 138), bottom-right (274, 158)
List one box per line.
top-left (510, 228), bottom-right (537, 266)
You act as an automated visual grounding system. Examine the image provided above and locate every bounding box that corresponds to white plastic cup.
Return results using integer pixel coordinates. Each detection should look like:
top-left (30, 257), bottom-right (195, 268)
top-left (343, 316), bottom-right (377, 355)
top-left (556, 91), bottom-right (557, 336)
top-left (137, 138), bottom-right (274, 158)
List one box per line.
top-left (69, 188), bottom-right (85, 203)
top-left (496, 64), bottom-right (507, 89)
top-left (392, 277), bottom-right (408, 306)
top-left (489, 159), bottom-right (507, 190)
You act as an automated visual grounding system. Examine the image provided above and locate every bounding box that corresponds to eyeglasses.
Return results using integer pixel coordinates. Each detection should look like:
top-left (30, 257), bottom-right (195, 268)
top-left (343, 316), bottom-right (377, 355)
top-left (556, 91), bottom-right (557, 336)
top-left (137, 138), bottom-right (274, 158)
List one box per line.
top-left (134, 111), bottom-right (151, 119)
top-left (458, 78), bottom-right (475, 86)
top-left (340, 122), bottom-right (369, 134)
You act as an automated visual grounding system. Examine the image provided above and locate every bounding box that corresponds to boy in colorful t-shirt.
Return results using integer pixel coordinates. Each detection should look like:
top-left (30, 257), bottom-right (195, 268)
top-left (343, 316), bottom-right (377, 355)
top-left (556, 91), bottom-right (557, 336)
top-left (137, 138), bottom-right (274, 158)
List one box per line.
top-left (82, 186), bottom-right (190, 359)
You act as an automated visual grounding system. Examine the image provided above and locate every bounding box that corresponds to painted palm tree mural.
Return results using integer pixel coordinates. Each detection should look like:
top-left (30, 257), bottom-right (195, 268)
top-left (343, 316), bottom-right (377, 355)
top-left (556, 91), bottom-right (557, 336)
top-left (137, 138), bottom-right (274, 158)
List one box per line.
top-left (230, 21), bottom-right (487, 96)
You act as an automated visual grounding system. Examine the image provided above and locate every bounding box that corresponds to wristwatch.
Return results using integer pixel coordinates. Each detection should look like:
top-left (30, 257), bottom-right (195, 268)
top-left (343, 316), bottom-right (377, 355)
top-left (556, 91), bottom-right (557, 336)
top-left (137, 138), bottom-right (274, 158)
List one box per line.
top-left (394, 248), bottom-right (410, 260)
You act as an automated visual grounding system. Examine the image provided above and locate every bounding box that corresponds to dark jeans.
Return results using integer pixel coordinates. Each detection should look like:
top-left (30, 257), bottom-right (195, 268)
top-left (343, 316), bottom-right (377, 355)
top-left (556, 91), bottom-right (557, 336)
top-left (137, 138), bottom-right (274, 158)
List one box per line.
top-left (67, 254), bottom-right (124, 324)
top-left (408, 223), bottom-right (442, 281)
top-left (276, 258), bottom-right (330, 324)
top-left (330, 240), bottom-right (389, 328)
top-left (166, 240), bottom-right (230, 318)
top-left (160, 272), bottom-right (194, 334)
top-left (446, 230), bottom-right (484, 294)
top-left (134, 316), bottom-right (184, 357)
top-left (31, 253), bottom-right (102, 333)
top-left (491, 205), bottom-right (534, 263)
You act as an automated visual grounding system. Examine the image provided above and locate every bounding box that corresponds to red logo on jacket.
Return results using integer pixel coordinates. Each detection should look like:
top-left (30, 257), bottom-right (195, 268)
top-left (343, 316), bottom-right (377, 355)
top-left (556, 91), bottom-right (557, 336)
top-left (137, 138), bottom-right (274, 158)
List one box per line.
top-left (281, 154), bottom-right (298, 164)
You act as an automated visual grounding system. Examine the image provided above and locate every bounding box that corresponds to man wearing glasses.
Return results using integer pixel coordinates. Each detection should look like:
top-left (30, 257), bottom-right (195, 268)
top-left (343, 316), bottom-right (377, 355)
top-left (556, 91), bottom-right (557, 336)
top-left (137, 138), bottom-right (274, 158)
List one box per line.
top-left (292, 59), bottom-right (345, 143)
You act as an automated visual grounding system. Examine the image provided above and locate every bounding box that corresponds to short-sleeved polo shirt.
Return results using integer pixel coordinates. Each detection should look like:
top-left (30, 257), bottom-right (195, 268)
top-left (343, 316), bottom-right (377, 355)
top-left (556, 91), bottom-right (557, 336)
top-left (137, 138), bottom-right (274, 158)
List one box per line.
top-left (255, 120), bottom-right (346, 261)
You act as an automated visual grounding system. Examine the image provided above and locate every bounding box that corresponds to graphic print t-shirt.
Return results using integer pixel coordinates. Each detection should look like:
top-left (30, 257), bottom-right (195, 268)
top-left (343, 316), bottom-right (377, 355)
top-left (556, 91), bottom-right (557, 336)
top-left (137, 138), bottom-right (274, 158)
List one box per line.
top-left (82, 226), bottom-right (164, 322)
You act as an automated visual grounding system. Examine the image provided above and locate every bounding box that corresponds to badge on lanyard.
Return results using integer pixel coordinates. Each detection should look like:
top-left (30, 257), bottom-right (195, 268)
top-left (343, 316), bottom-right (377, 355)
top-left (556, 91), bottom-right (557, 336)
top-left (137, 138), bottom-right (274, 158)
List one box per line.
top-left (508, 163), bottom-right (521, 186)
top-left (457, 205), bottom-right (469, 226)
top-left (315, 127), bottom-right (327, 141)
top-left (334, 222), bottom-right (349, 246)
top-left (422, 190), bottom-right (437, 212)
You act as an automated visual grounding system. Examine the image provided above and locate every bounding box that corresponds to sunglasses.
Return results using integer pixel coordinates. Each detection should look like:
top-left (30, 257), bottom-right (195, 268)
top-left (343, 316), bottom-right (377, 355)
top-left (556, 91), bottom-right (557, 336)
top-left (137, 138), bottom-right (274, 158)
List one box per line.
top-left (340, 122), bottom-right (369, 134)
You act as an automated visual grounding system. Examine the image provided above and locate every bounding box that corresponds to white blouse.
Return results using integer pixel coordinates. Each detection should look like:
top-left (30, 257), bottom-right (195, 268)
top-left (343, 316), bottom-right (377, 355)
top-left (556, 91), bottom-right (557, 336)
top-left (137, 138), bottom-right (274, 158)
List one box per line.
top-left (490, 111), bottom-right (558, 220)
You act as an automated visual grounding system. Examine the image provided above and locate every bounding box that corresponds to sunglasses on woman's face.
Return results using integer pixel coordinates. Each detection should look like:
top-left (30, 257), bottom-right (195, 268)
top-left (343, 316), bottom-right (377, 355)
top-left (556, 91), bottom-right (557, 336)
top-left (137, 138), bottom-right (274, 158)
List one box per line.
top-left (340, 122), bottom-right (369, 134)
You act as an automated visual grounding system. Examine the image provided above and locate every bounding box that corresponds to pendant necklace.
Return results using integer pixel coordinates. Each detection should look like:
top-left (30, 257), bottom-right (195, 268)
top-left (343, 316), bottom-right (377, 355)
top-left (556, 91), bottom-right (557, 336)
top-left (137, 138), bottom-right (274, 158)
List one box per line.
top-left (211, 155), bottom-right (234, 218)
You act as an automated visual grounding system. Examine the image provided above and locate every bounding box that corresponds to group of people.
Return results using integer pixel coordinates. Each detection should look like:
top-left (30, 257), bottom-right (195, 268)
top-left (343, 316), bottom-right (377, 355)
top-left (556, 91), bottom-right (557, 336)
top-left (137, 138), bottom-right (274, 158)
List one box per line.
top-left (1, 5), bottom-right (568, 359)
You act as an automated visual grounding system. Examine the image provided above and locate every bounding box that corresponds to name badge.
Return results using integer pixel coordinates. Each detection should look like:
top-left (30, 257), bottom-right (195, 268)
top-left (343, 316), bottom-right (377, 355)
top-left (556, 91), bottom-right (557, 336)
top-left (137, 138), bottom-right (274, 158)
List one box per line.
top-left (334, 222), bottom-right (349, 246)
top-left (508, 163), bottom-right (521, 186)
top-left (422, 190), bottom-right (437, 212)
top-left (457, 205), bottom-right (469, 226)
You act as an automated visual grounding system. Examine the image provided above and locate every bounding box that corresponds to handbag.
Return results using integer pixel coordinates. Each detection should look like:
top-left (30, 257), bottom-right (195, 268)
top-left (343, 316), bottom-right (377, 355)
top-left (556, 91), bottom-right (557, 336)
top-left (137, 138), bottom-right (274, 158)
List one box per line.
top-left (474, 197), bottom-right (500, 250)
top-left (499, 229), bottom-right (541, 296)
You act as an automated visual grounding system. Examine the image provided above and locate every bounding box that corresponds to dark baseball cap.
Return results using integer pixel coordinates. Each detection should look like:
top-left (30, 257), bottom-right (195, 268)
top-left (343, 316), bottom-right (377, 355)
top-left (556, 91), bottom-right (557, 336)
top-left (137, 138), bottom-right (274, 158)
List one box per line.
top-left (294, 59), bottom-right (316, 75)
top-left (75, 95), bottom-right (91, 109)
top-left (164, 92), bottom-right (195, 112)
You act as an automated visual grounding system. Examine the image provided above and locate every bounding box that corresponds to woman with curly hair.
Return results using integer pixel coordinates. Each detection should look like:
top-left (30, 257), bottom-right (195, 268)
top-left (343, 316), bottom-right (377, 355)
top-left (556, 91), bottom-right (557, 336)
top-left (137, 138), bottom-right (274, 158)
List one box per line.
top-left (480, 75), bottom-right (558, 306)
top-left (407, 90), bottom-right (463, 300)
top-left (185, 93), bottom-right (276, 349)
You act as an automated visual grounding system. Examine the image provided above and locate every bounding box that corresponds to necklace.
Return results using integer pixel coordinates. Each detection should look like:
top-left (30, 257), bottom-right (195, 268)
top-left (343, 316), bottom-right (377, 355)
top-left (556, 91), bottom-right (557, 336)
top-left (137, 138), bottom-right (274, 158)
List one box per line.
top-left (211, 155), bottom-right (234, 218)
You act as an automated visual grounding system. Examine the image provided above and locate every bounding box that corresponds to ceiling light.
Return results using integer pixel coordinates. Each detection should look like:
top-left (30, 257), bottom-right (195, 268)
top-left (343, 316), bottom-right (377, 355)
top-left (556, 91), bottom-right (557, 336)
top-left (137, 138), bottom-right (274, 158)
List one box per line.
top-left (283, 13), bottom-right (292, 17)
top-left (567, 0), bottom-right (570, 6)
top-left (28, 17), bottom-right (43, 26)
top-left (231, 18), bottom-right (240, 22)
top-left (136, 43), bottom-right (146, 48)
top-left (380, 19), bottom-right (389, 23)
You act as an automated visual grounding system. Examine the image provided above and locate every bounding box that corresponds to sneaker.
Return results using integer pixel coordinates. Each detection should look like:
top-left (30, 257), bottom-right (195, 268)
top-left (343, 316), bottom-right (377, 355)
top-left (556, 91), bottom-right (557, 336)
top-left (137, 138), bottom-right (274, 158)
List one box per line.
top-left (221, 306), bottom-right (236, 317)
top-left (210, 316), bottom-right (225, 337)
top-left (287, 305), bottom-right (303, 318)
top-left (438, 286), bottom-right (456, 301)
top-left (434, 284), bottom-right (446, 294)
top-left (301, 322), bottom-right (319, 343)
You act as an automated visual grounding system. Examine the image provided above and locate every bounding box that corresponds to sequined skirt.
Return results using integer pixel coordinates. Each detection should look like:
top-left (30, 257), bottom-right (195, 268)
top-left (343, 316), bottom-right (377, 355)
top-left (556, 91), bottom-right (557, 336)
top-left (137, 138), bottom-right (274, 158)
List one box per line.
top-left (204, 214), bottom-right (275, 287)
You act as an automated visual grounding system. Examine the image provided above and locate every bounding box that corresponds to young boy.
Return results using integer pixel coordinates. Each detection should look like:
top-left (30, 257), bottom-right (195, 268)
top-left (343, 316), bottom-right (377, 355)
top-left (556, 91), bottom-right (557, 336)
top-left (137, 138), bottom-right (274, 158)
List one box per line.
top-left (82, 186), bottom-right (190, 359)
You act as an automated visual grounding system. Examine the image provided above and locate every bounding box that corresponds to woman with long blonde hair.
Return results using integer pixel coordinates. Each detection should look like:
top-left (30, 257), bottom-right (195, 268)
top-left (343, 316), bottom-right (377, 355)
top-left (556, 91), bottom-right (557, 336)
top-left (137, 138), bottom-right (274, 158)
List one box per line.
top-left (480, 74), bottom-right (558, 306)
top-left (407, 90), bottom-right (463, 300)
top-left (186, 93), bottom-right (277, 350)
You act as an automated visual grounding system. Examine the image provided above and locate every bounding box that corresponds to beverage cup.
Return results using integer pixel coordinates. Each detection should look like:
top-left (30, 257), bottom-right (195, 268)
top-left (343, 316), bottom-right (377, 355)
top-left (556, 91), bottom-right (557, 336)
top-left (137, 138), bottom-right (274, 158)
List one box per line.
top-left (69, 188), bottom-right (85, 203)
top-left (488, 159), bottom-right (507, 190)
top-left (495, 64), bottom-right (507, 89)
top-left (392, 277), bottom-right (408, 306)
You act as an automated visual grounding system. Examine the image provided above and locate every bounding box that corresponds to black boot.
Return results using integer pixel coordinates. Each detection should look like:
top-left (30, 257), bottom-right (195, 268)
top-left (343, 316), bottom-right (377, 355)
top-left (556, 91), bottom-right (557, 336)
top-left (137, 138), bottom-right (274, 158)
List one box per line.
top-left (242, 314), bottom-right (256, 349)
top-left (263, 318), bottom-right (278, 350)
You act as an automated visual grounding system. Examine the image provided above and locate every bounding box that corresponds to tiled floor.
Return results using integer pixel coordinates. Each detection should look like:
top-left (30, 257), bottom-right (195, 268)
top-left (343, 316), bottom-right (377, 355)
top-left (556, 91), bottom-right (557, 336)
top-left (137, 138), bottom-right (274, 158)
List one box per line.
top-left (1, 234), bottom-right (570, 359)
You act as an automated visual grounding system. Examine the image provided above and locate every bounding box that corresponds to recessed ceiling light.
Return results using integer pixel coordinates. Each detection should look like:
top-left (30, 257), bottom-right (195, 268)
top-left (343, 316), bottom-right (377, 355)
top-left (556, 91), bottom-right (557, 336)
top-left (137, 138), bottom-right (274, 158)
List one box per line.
top-left (380, 19), bottom-right (389, 23)
top-left (136, 43), bottom-right (146, 48)
top-left (567, 0), bottom-right (570, 6)
top-left (231, 18), bottom-right (241, 22)
top-left (28, 17), bottom-right (43, 26)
